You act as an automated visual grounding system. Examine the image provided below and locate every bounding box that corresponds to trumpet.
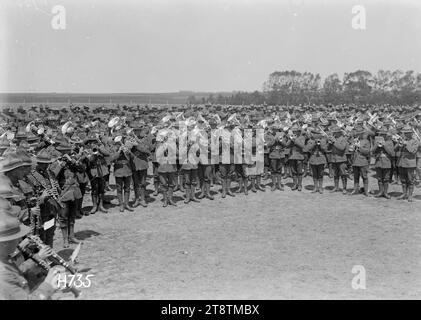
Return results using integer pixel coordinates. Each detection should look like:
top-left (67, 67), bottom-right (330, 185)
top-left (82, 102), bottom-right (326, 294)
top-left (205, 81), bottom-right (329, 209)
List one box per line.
top-left (413, 128), bottom-right (421, 142)
top-left (318, 126), bottom-right (335, 143)
top-left (349, 137), bottom-right (360, 152)
top-left (392, 133), bottom-right (406, 145)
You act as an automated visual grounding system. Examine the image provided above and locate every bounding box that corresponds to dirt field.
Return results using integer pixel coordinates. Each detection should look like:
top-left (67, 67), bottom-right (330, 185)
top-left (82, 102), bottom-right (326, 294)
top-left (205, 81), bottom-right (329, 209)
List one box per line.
top-left (55, 174), bottom-right (421, 300)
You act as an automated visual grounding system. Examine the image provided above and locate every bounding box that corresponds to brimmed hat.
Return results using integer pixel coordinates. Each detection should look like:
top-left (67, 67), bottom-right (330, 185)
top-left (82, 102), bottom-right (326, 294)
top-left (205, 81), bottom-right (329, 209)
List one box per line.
top-left (0, 198), bottom-right (21, 218)
top-left (330, 125), bottom-right (342, 134)
top-left (291, 124), bottom-right (300, 132)
top-left (0, 212), bottom-right (30, 242)
top-left (353, 126), bottom-right (365, 135)
top-left (35, 149), bottom-right (55, 163)
top-left (55, 138), bottom-right (72, 151)
top-left (400, 125), bottom-right (413, 133)
top-left (0, 151), bottom-right (33, 173)
top-left (377, 127), bottom-right (389, 135)
top-left (0, 137), bottom-right (10, 149)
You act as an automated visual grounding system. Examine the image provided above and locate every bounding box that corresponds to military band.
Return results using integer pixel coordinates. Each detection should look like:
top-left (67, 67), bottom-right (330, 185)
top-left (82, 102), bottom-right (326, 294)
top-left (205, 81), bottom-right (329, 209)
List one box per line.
top-left (0, 104), bottom-right (420, 247)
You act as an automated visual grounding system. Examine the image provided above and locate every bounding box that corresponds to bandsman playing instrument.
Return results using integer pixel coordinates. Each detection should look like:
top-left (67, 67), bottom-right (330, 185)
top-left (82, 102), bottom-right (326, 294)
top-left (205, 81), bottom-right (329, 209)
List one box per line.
top-left (394, 125), bottom-right (420, 202)
top-left (349, 126), bottom-right (371, 197)
top-left (372, 128), bottom-right (395, 199)
top-left (130, 122), bottom-right (152, 208)
top-left (266, 125), bottom-right (286, 191)
top-left (49, 138), bottom-right (83, 248)
top-left (304, 128), bottom-right (328, 194)
top-left (327, 125), bottom-right (349, 195)
top-left (111, 136), bottom-right (135, 212)
top-left (84, 133), bottom-right (110, 214)
top-left (0, 213), bottom-right (68, 300)
top-left (285, 124), bottom-right (306, 191)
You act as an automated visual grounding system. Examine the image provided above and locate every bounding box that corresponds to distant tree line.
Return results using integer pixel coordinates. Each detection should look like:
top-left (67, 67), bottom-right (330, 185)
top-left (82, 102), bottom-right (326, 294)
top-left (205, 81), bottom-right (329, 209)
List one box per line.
top-left (188, 70), bottom-right (421, 106)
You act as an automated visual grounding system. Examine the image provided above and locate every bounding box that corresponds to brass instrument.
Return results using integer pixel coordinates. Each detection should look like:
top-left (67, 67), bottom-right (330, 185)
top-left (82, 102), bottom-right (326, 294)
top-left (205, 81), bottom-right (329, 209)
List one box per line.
top-left (349, 137), bottom-right (360, 152)
top-left (391, 133), bottom-right (405, 145)
top-left (318, 126), bottom-right (335, 144)
top-left (412, 128), bottom-right (421, 142)
top-left (25, 121), bottom-right (55, 145)
top-left (17, 235), bottom-right (82, 298)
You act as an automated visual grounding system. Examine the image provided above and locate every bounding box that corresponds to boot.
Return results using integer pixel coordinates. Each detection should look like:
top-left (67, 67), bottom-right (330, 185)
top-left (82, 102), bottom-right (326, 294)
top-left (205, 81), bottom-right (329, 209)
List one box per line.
top-left (190, 186), bottom-right (200, 202)
top-left (68, 224), bottom-right (80, 244)
top-left (61, 227), bottom-right (69, 248)
top-left (237, 179), bottom-right (244, 193)
top-left (197, 183), bottom-right (205, 199)
top-left (243, 179), bottom-right (248, 195)
top-left (89, 194), bottom-right (98, 214)
top-left (251, 179), bottom-right (257, 193)
top-left (363, 180), bottom-right (370, 197)
top-left (132, 188), bottom-right (140, 208)
top-left (205, 182), bottom-right (214, 200)
top-left (168, 187), bottom-right (177, 206)
top-left (226, 178), bottom-right (235, 197)
top-left (117, 192), bottom-right (124, 212)
top-left (350, 183), bottom-right (359, 195)
top-left (277, 174), bottom-right (284, 191)
top-left (342, 177), bottom-right (347, 195)
top-left (328, 164), bottom-right (334, 179)
top-left (173, 175), bottom-right (180, 192)
top-left (124, 192), bottom-right (134, 211)
top-left (98, 194), bottom-right (108, 213)
top-left (179, 175), bottom-right (185, 192)
top-left (291, 176), bottom-right (298, 190)
top-left (311, 179), bottom-right (318, 193)
top-left (153, 180), bottom-right (159, 196)
top-left (221, 179), bottom-right (227, 198)
top-left (407, 185), bottom-right (414, 202)
top-left (375, 182), bottom-right (384, 198)
top-left (397, 184), bottom-right (408, 200)
top-left (256, 176), bottom-right (265, 191)
top-left (330, 178), bottom-right (339, 192)
top-left (297, 175), bottom-right (302, 191)
top-left (184, 186), bottom-right (191, 204)
top-left (383, 182), bottom-right (391, 199)
top-left (162, 190), bottom-right (168, 207)
top-left (318, 179), bottom-right (324, 194)
top-left (271, 175), bottom-right (277, 191)
top-left (139, 188), bottom-right (147, 207)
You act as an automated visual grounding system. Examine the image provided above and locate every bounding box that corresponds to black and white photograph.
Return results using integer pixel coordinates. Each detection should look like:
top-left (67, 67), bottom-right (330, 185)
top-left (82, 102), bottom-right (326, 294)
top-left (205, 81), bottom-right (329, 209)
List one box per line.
top-left (0, 0), bottom-right (421, 304)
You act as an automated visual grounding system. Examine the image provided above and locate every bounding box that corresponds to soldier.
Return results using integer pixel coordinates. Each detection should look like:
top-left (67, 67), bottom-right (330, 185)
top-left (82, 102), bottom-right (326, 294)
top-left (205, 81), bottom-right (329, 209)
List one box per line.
top-left (395, 125), bottom-right (419, 202)
top-left (327, 126), bottom-right (349, 195)
top-left (0, 213), bottom-right (67, 300)
top-left (156, 128), bottom-right (177, 207)
top-left (111, 136), bottom-right (135, 212)
top-left (84, 134), bottom-right (110, 214)
top-left (266, 125), bottom-right (286, 191)
top-left (372, 128), bottom-right (394, 199)
top-left (31, 149), bottom-right (62, 247)
top-left (130, 123), bottom-right (152, 208)
top-left (285, 124), bottom-right (306, 191)
top-left (180, 123), bottom-right (200, 204)
top-left (304, 128), bottom-right (328, 194)
top-left (349, 126), bottom-right (371, 196)
top-left (49, 139), bottom-right (83, 248)
top-left (217, 123), bottom-right (236, 198)
top-left (197, 124), bottom-right (215, 200)
top-left (0, 151), bottom-right (34, 226)
top-left (70, 138), bottom-right (90, 218)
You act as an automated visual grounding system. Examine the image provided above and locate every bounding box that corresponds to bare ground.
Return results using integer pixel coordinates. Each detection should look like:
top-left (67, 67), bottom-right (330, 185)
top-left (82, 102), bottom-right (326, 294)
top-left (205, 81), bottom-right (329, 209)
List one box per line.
top-left (55, 174), bottom-right (421, 300)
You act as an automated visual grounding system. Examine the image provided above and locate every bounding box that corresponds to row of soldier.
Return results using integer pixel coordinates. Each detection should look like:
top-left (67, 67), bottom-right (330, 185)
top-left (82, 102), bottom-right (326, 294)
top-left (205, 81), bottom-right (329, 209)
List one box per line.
top-left (0, 106), bottom-right (420, 251)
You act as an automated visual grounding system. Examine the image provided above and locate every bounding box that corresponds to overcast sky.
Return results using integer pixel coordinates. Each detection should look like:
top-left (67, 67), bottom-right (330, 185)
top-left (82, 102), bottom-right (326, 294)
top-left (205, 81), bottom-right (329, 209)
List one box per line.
top-left (1, 0), bottom-right (420, 93)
